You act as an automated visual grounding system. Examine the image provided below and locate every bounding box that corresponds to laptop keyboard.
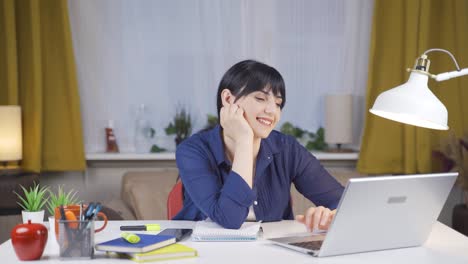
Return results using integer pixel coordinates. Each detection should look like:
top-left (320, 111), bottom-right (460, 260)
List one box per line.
top-left (289, 240), bottom-right (323, 250)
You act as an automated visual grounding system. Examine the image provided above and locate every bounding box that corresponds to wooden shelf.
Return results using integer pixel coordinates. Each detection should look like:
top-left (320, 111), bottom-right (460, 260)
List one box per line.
top-left (85, 151), bottom-right (358, 161)
top-left (86, 152), bottom-right (175, 161)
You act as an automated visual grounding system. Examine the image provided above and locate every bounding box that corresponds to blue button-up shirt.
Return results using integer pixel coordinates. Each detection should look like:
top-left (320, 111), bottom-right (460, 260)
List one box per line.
top-left (173, 125), bottom-right (344, 229)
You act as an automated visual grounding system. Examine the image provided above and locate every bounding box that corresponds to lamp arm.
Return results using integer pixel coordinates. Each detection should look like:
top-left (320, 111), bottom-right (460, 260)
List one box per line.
top-left (422, 48), bottom-right (461, 71)
top-left (434, 68), bottom-right (468, 81)
top-left (419, 49), bottom-right (468, 81)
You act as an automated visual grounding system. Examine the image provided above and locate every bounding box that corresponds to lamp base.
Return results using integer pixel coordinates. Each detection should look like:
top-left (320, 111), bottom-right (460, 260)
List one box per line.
top-left (325, 148), bottom-right (355, 153)
top-left (325, 144), bottom-right (355, 153)
top-left (0, 162), bottom-right (21, 177)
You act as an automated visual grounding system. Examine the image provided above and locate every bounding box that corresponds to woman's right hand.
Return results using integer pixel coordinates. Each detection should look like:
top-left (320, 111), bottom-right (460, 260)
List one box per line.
top-left (220, 103), bottom-right (253, 144)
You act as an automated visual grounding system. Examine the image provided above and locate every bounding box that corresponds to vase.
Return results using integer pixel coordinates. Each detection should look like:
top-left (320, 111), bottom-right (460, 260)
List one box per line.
top-left (134, 104), bottom-right (152, 153)
top-left (21, 210), bottom-right (44, 224)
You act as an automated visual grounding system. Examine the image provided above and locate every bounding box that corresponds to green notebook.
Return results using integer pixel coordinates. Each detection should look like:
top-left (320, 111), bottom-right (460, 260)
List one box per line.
top-left (125, 243), bottom-right (197, 263)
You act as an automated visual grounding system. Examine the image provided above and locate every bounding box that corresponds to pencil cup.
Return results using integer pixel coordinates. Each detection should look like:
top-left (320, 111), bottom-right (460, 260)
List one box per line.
top-left (58, 219), bottom-right (95, 259)
top-left (54, 205), bottom-right (108, 241)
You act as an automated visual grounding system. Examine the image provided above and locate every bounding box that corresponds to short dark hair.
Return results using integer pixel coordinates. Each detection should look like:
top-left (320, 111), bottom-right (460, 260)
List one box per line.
top-left (216, 60), bottom-right (286, 120)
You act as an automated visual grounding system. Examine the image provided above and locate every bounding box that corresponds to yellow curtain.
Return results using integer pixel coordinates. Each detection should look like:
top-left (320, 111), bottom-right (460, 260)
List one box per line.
top-left (358, 0), bottom-right (468, 174)
top-left (0, 0), bottom-right (85, 172)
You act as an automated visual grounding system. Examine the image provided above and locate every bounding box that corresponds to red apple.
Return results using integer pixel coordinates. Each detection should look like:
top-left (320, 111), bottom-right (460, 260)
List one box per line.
top-left (11, 220), bottom-right (48, 260)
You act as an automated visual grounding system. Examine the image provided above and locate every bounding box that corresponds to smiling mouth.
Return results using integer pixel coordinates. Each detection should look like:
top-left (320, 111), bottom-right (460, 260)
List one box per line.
top-left (257, 117), bottom-right (273, 126)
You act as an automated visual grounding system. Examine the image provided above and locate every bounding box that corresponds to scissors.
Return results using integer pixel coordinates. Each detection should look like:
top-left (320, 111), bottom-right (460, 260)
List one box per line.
top-left (84, 202), bottom-right (102, 220)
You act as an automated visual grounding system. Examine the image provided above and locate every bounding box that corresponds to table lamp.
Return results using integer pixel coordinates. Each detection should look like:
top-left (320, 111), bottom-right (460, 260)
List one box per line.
top-left (369, 48), bottom-right (468, 130)
top-left (0, 106), bottom-right (23, 169)
top-left (324, 94), bottom-right (353, 152)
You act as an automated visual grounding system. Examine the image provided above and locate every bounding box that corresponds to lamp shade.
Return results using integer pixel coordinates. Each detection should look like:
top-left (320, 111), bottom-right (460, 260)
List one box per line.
top-left (325, 94), bottom-right (353, 145)
top-left (369, 72), bottom-right (448, 130)
top-left (0, 106), bottom-right (23, 161)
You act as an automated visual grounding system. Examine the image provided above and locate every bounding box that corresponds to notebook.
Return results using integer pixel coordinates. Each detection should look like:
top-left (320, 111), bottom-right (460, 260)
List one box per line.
top-left (124, 243), bottom-right (197, 262)
top-left (95, 234), bottom-right (176, 253)
top-left (192, 220), bottom-right (261, 241)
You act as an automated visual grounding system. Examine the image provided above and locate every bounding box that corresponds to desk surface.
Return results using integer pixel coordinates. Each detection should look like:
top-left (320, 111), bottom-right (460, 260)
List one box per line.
top-left (1, 220), bottom-right (468, 264)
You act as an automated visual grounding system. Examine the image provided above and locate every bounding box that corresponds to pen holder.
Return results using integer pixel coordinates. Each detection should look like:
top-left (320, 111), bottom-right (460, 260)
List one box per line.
top-left (54, 205), bottom-right (108, 241)
top-left (57, 219), bottom-right (95, 259)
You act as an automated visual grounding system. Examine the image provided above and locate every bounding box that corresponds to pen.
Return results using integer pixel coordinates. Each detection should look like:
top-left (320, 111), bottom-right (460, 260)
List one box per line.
top-left (120, 224), bottom-right (160, 231)
top-left (84, 202), bottom-right (96, 220)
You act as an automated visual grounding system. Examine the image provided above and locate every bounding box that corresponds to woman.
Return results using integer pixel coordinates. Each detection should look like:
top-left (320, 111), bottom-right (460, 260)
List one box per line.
top-left (173, 60), bottom-right (344, 231)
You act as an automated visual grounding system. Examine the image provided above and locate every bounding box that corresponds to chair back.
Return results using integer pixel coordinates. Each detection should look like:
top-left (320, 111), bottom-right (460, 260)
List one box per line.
top-left (166, 180), bottom-right (184, 219)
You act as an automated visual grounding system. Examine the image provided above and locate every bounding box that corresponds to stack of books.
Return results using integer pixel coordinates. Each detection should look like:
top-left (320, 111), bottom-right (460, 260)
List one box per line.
top-left (95, 234), bottom-right (197, 262)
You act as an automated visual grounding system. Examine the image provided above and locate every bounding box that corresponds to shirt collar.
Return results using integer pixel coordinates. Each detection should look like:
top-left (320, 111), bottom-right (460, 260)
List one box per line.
top-left (261, 132), bottom-right (281, 156)
top-left (207, 124), bottom-right (282, 166)
top-left (208, 125), bottom-right (229, 166)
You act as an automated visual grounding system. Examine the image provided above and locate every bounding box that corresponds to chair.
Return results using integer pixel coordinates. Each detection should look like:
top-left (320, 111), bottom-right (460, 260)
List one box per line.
top-left (166, 180), bottom-right (184, 220)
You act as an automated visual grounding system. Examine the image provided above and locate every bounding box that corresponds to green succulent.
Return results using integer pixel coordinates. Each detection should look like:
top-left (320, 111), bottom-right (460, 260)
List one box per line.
top-left (204, 114), bottom-right (219, 130)
top-left (280, 122), bottom-right (327, 151)
top-left (46, 185), bottom-right (79, 216)
top-left (150, 144), bottom-right (166, 153)
top-left (280, 122), bottom-right (305, 138)
top-left (305, 127), bottom-right (328, 151)
top-left (165, 106), bottom-right (192, 145)
top-left (14, 183), bottom-right (49, 212)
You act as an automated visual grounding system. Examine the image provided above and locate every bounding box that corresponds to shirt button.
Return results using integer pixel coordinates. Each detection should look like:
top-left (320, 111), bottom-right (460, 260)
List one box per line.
top-left (254, 201), bottom-right (258, 205)
top-left (267, 156), bottom-right (270, 159)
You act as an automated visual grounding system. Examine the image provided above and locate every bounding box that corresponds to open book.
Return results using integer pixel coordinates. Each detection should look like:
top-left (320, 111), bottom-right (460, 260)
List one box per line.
top-left (192, 220), bottom-right (261, 241)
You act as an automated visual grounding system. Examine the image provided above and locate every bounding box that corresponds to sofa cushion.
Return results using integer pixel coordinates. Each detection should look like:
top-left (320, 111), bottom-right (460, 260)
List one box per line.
top-left (102, 198), bottom-right (136, 220)
top-left (121, 170), bottom-right (179, 220)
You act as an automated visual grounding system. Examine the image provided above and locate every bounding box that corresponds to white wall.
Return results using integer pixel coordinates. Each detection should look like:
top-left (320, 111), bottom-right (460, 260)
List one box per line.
top-left (68, 0), bottom-right (374, 153)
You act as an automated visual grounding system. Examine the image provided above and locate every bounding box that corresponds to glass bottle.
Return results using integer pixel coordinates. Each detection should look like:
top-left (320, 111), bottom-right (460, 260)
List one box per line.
top-left (134, 104), bottom-right (152, 153)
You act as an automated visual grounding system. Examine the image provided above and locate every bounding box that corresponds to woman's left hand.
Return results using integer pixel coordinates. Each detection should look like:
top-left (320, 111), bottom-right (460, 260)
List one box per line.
top-left (295, 206), bottom-right (336, 232)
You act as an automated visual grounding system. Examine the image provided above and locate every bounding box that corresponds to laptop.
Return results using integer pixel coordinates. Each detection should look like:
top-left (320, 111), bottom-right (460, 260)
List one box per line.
top-left (268, 172), bottom-right (458, 257)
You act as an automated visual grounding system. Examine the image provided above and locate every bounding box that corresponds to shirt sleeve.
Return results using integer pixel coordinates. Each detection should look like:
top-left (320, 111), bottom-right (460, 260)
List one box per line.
top-left (176, 140), bottom-right (255, 229)
top-left (290, 139), bottom-right (344, 209)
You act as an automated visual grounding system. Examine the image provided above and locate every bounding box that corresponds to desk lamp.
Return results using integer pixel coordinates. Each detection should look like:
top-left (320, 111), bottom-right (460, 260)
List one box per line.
top-left (0, 106), bottom-right (22, 170)
top-left (369, 48), bottom-right (468, 130)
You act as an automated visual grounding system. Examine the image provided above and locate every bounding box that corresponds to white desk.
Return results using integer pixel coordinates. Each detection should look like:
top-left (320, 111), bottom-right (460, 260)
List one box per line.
top-left (1, 220), bottom-right (467, 263)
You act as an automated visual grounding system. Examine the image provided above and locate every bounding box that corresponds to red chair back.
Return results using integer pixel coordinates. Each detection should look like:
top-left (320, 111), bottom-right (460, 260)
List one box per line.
top-left (167, 180), bottom-right (184, 220)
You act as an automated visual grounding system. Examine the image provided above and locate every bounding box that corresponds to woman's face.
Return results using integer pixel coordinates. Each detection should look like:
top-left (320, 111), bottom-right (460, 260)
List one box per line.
top-left (234, 88), bottom-right (283, 139)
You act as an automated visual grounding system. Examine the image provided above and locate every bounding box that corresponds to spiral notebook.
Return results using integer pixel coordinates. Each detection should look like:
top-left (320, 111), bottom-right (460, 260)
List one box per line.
top-left (192, 220), bottom-right (261, 241)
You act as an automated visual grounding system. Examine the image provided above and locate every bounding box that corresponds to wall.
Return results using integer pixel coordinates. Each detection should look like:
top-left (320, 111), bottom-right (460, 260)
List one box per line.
top-left (67, 0), bottom-right (374, 153)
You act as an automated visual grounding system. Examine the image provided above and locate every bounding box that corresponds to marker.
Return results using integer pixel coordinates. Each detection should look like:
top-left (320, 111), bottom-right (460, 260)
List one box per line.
top-left (120, 224), bottom-right (161, 231)
top-left (121, 232), bottom-right (141, 243)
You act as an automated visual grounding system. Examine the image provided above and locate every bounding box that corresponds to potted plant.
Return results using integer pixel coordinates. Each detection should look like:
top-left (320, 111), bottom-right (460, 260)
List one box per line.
top-left (14, 183), bottom-right (49, 223)
top-left (280, 122), bottom-right (328, 151)
top-left (45, 185), bottom-right (79, 238)
top-left (203, 114), bottom-right (219, 130)
top-left (165, 106), bottom-right (193, 146)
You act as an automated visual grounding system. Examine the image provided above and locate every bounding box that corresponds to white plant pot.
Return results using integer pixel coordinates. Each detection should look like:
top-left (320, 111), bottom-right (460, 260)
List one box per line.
top-left (48, 216), bottom-right (55, 233)
top-left (47, 216), bottom-right (60, 250)
top-left (22, 210), bottom-right (45, 224)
